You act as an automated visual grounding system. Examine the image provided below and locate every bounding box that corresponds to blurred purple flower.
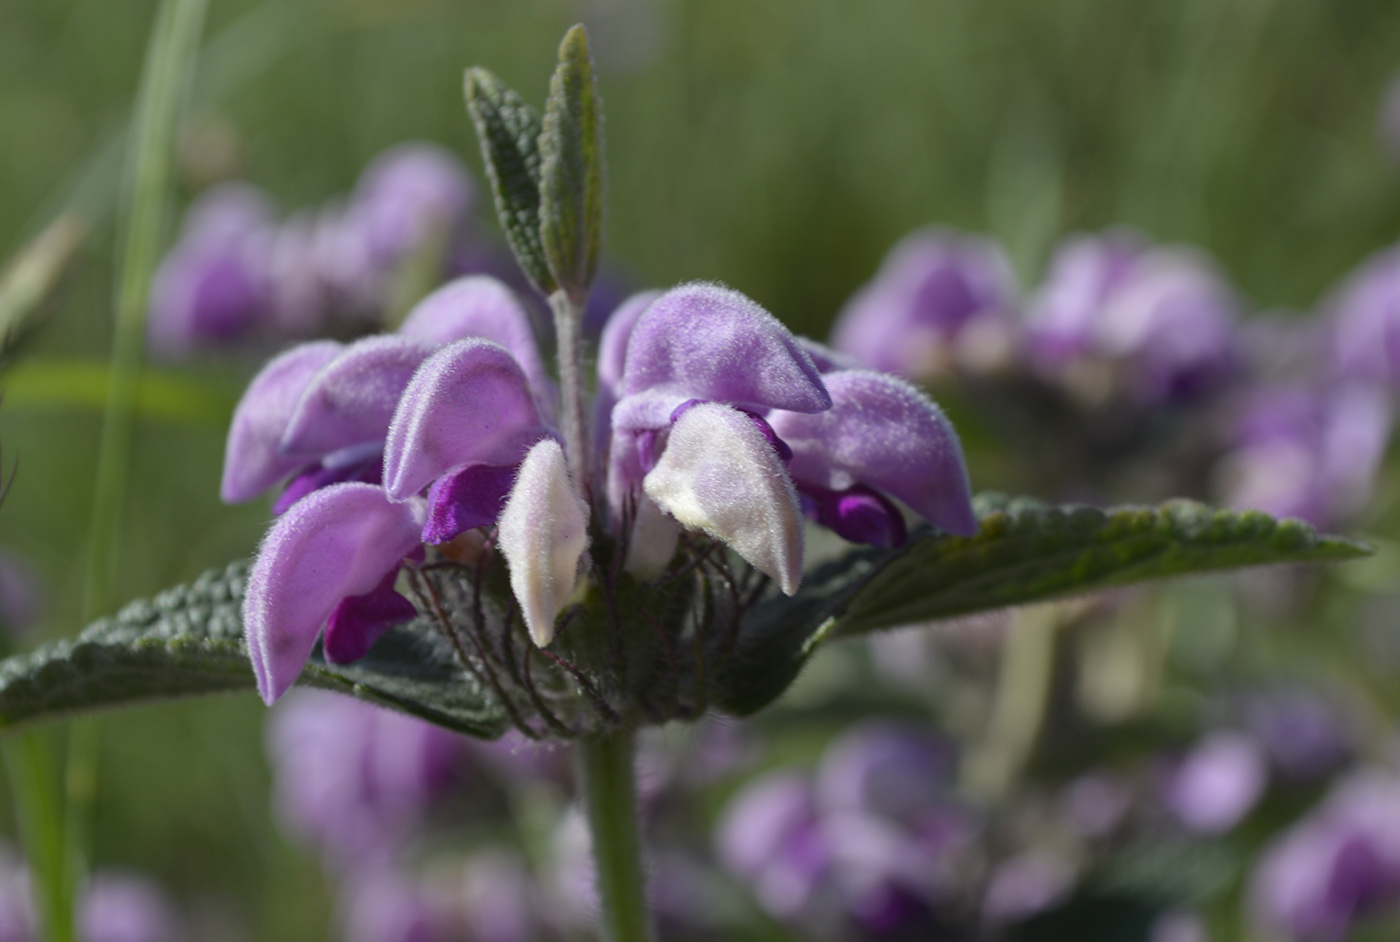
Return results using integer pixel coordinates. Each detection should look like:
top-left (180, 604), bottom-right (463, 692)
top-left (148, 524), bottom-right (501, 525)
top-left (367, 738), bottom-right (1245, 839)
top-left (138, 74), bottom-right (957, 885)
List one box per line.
top-left (830, 228), bottom-right (1019, 379)
top-left (1160, 731), bottom-right (1267, 835)
top-left (455, 849), bottom-right (541, 942)
top-left (1059, 773), bottom-right (1134, 840)
top-left (348, 143), bottom-right (476, 269)
top-left (1245, 690), bottom-right (1353, 782)
top-left (267, 691), bottom-right (471, 867)
top-left (1249, 773), bottom-right (1400, 941)
top-left (0, 845), bottom-right (32, 942)
top-left (0, 550), bottom-right (42, 636)
top-left (78, 872), bottom-right (183, 942)
top-left (147, 183), bottom-right (275, 357)
top-left (1215, 381), bottom-right (1391, 528)
top-left (981, 850), bottom-right (1075, 925)
top-left (1328, 243), bottom-right (1400, 389)
top-left (715, 772), bottom-right (833, 923)
top-left (1026, 232), bottom-right (1239, 403)
top-left (340, 870), bottom-right (454, 942)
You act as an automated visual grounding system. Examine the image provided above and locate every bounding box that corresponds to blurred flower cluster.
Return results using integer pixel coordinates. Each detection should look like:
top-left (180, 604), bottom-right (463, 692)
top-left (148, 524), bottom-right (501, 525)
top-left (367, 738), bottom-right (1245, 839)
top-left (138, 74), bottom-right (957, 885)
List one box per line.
top-left (830, 226), bottom-right (1399, 531)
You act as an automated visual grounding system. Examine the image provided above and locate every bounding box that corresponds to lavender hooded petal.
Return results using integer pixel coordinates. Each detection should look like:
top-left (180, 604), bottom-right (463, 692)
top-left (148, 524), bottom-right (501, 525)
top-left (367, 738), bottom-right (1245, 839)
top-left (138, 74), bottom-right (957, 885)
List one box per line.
top-left (244, 482), bottom-right (424, 703)
top-left (597, 290), bottom-right (663, 396)
top-left (221, 340), bottom-right (342, 502)
top-left (769, 370), bottom-right (977, 536)
top-left (642, 403), bottom-right (804, 594)
top-left (617, 283), bottom-right (831, 426)
top-left (280, 335), bottom-right (439, 458)
top-left (398, 276), bottom-right (550, 395)
top-left (382, 339), bottom-right (552, 501)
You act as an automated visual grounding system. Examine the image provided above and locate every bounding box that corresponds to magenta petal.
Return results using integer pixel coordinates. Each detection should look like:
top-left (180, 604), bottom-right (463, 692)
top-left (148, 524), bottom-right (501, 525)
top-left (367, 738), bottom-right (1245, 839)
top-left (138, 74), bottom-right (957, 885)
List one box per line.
top-left (322, 568), bottom-right (418, 664)
top-left (398, 276), bottom-right (550, 395)
top-left (422, 463), bottom-right (519, 544)
top-left (280, 335), bottom-right (439, 457)
top-left (244, 482), bottom-right (424, 703)
top-left (769, 370), bottom-right (977, 536)
top-left (620, 282), bottom-right (831, 414)
top-left (221, 341), bottom-right (343, 503)
top-left (382, 339), bottom-right (553, 500)
top-left (272, 451), bottom-right (383, 515)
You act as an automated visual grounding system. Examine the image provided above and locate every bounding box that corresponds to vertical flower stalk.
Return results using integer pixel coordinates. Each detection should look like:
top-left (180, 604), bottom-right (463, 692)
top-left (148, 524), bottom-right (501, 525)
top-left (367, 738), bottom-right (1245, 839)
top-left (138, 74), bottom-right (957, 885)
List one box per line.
top-left (576, 729), bottom-right (654, 942)
top-left (551, 289), bottom-right (591, 500)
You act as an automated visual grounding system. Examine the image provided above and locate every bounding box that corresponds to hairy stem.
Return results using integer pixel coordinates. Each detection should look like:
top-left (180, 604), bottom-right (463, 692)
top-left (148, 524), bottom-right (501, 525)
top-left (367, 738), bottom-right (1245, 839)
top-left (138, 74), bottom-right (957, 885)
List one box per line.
top-left (550, 290), bottom-right (589, 502)
top-left (576, 729), bottom-right (653, 942)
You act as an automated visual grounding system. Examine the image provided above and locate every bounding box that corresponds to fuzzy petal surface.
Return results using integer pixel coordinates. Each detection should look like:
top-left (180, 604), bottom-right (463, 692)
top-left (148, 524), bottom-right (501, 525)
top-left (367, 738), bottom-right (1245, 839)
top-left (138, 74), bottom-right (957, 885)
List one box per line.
top-left (382, 339), bottom-right (553, 500)
top-left (643, 402), bottom-right (804, 595)
top-left (618, 283), bottom-right (831, 426)
top-left (597, 290), bottom-right (663, 395)
top-left (497, 440), bottom-right (589, 647)
top-left (280, 335), bottom-right (439, 457)
top-left (222, 341), bottom-right (342, 502)
top-left (322, 568), bottom-right (419, 665)
top-left (244, 482), bottom-right (424, 703)
top-left (769, 370), bottom-right (977, 537)
top-left (398, 276), bottom-right (550, 394)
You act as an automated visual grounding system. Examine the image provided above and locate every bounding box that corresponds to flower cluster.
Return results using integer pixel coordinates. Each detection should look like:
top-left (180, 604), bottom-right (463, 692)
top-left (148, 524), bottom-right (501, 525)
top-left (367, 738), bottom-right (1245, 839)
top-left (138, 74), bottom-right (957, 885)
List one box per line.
top-left (832, 225), bottom-right (1400, 530)
top-left (147, 143), bottom-right (489, 357)
top-left (222, 276), bottom-right (976, 727)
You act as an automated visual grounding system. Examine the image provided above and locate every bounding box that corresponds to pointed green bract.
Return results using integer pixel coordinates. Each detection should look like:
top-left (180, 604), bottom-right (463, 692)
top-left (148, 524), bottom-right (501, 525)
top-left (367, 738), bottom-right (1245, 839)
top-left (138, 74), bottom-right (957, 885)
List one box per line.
top-left (712, 496), bottom-right (1370, 716)
top-left (538, 24), bottom-right (605, 301)
top-left (463, 67), bottom-right (553, 294)
top-left (0, 563), bottom-right (506, 738)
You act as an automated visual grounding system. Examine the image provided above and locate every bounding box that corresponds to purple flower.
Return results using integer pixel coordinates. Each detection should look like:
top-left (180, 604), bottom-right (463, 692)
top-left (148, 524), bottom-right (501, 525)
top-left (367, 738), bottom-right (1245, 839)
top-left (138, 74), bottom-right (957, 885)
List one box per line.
top-left (1215, 382), bottom-right (1391, 528)
top-left (147, 183), bottom-right (275, 357)
top-left (1328, 243), bottom-right (1400, 389)
top-left (715, 772), bottom-right (833, 923)
top-left (1249, 773), bottom-right (1400, 941)
top-left (0, 550), bottom-right (42, 637)
top-left (606, 283), bottom-right (976, 586)
top-left (1025, 232), bottom-right (1239, 403)
top-left (1150, 910), bottom-right (1210, 942)
top-left (346, 143), bottom-right (476, 270)
top-left (981, 851), bottom-right (1075, 926)
top-left (831, 228), bottom-right (1019, 379)
top-left (340, 870), bottom-right (455, 942)
top-left (268, 690), bottom-right (471, 866)
top-left (1160, 731), bottom-right (1268, 835)
top-left (78, 872), bottom-right (183, 942)
top-left (1245, 689), bottom-right (1353, 782)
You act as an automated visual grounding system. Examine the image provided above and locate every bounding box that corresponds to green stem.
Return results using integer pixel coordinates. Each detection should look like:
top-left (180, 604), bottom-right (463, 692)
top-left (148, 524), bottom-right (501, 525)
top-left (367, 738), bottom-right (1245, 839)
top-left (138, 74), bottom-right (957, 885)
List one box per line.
top-left (549, 290), bottom-right (590, 502)
top-left (3, 733), bottom-right (71, 942)
top-left (575, 729), bottom-right (653, 942)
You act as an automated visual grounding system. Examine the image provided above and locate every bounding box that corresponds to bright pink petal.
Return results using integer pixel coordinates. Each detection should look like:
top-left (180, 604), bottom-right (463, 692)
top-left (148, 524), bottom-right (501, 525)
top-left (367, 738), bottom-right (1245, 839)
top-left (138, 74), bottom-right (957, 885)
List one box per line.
top-left (244, 482), bottom-right (424, 703)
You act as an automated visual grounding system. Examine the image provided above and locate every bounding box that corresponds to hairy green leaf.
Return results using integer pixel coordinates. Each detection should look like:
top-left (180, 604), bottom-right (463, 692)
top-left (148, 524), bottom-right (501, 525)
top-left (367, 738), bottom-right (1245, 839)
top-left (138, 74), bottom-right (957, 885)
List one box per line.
top-left (0, 563), bottom-right (506, 738)
top-left (538, 24), bottom-right (605, 300)
top-left (838, 495), bottom-right (1370, 636)
top-left (714, 496), bottom-right (1370, 717)
top-left (463, 68), bottom-right (553, 294)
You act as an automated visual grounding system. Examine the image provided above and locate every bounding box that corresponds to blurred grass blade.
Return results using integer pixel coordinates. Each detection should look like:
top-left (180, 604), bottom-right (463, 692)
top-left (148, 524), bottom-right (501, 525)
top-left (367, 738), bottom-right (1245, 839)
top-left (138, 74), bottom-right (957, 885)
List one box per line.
top-left (463, 68), bottom-right (553, 294)
top-left (714, 495), bottom-right (1371, 716)
top-left (539, 24), bottom-right (606, 300)
top-left (0, 564), bottom-right (507, 739)
top-left (0, 358), bottom-right (235, 426)
top-left (1, 734), bottom-right (67, 942)
top-left (0, 217), bottom-right (88, 358)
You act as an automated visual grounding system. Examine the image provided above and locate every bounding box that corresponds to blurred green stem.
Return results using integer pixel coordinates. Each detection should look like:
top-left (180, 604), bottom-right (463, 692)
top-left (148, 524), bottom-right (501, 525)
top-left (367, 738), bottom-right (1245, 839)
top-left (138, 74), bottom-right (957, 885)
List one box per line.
top-left (576, 729), bottom-right (654, 942)
top-left (50, 1), bottom-right (207, 941)
top-left (3, 734), bottom-right (70, 942)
